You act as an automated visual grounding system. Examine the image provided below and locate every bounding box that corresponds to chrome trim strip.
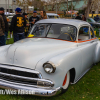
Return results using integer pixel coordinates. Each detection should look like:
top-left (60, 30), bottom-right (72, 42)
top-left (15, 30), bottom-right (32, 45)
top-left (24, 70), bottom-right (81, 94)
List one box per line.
top-left (0, 80), bottom-right (62, 96)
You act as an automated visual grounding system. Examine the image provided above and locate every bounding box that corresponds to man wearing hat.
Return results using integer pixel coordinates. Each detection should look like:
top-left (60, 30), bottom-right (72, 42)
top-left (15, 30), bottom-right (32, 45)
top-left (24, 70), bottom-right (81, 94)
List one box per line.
top-left (29, 11), bottom-right (39, 27)
top-left (0, 7), bottom-right (8, 44)
top-left (23, 12), bottom-right (29, 37)
top-left (10, 8), bottom-right (26, 42)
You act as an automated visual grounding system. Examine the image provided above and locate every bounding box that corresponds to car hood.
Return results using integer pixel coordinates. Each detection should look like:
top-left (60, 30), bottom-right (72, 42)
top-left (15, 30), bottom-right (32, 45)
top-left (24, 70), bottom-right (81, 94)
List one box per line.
top-left (0, 38), bottom-right (77, 69)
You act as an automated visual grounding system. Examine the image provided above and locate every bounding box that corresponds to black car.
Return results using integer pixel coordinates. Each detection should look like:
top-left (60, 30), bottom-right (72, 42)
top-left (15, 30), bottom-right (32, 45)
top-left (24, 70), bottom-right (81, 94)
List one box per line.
top-left (87, 18), bottom-right (100, 28)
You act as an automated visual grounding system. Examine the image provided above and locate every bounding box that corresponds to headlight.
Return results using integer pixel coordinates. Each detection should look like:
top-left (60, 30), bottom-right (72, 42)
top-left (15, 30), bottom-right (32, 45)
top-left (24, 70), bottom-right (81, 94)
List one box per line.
top-left (43, 63), bottom-right (56, 74)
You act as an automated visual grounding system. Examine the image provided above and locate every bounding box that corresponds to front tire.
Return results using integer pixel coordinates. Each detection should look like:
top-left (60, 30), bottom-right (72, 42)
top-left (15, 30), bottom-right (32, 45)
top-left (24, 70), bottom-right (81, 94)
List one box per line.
top-left (61, 71), bottom-right (70, 93)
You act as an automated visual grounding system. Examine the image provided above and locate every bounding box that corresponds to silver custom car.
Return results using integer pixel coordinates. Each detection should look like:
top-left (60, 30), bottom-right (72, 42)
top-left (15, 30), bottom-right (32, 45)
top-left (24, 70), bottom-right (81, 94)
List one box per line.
top-left (0, 19), bottom-right (100, 96)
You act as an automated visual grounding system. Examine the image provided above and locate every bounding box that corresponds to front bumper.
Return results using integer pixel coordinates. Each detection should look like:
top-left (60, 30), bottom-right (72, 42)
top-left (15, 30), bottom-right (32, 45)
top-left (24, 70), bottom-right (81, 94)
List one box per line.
top-left (0, 64), bottom-right (62, 96)
top-left (0, 79), bottom-right (62, 96)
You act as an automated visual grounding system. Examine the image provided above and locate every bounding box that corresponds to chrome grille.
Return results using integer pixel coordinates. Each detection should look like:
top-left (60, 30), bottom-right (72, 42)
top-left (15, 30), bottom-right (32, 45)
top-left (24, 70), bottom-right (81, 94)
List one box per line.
top-left (0, 64), bottom-right (54, 87)
top-left (0, 74), bottom-right (37, 85)
top-left (0, 67), bottom-right (38, 78)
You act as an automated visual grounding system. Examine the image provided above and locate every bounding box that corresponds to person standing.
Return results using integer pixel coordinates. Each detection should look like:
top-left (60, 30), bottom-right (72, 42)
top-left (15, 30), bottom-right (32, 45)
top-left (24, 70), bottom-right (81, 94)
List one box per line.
top-left (23, 13), bottom-right (29, 37)
top-left (0, 15), bottom-right (5, 46)
top-left (0, 7), bottom-right (8, 44)
top-left (29, 11), bottom-right (39, 27)
top-left (40, 10), bottom-right (47, 20)
top-left (94, 15), bottom-right (100, 22)
top-left (82, 14), bottom-right (86, 21)
top-left (75, 13), bottom-right (82, 20)
top-left (10, 8), bottom-right (26, 42)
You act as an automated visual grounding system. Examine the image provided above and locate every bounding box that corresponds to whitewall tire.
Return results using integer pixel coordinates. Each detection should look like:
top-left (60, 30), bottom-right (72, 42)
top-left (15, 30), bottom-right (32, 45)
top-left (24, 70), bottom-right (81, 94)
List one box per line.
top-left (61, 71), bottom-right (70, 93)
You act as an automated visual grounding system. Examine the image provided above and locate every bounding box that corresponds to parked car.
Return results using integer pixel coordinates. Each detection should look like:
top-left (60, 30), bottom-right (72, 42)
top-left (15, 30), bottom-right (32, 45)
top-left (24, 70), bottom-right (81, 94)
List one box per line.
top-left (0, 19), bottom-right (100, 96)
top-left (37, 13), bottom-right (60, 20)
top-left (46, 13), bottom-right (60, 19)
top-left (97, 20), bottom-right (100, 23)
top-left (87, 18), bottom-right (100, 28)
top-left (7, 15), bottom-right (13, 26)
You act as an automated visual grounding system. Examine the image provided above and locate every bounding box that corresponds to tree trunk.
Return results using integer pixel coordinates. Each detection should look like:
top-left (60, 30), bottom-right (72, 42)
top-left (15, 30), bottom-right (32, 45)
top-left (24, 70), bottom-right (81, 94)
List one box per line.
top-left (67, 0), bottom-right (68, 15)
top-left (85, 0), bottom-right (92, 18)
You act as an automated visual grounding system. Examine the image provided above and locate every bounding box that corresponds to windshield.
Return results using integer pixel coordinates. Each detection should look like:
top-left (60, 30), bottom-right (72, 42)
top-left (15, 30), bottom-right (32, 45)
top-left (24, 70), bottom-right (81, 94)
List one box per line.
top-left (87, 18), bottom-right (96, 23)
top-left (30, 24), bottom-right (77, 41)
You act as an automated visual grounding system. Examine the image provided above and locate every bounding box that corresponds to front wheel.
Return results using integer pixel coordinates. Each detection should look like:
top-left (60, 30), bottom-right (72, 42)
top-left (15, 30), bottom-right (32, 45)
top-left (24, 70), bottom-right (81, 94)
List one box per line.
top-left (61, 71), bottom-right (70, 93)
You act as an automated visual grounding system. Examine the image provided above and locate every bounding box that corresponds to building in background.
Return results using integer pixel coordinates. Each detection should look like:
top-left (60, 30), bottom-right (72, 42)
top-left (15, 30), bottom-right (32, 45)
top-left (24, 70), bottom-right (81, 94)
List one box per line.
top-left (0, 0), bottom-right (18, 13)
top-left (44, 0), bottom-right (86, 12)
top-left (44, 0), bottom-right (100, 14)
top-left (0, 0), bottom-right (100, 14)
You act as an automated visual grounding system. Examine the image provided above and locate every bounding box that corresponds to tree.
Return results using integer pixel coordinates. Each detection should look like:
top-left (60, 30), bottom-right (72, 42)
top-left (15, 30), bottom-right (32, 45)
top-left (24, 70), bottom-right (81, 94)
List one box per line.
top-left (31, 0), bottom-right (44, 10)
top-left (85, 0), bottom-right (92, 18)
top-left (16, 0), bottom-right (45, 11)
top-left (44, 0), bottom-right (100, 18)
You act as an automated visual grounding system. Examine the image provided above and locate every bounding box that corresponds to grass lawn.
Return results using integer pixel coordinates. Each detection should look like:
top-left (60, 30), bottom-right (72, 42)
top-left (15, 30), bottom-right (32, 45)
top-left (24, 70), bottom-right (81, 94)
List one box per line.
top-left (0, 34), bottom-right (100, 100)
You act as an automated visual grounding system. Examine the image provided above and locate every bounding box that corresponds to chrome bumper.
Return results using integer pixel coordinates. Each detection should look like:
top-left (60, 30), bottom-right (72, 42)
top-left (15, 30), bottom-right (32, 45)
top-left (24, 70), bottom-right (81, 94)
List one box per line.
top-left (0, 64), bottom-right (62, 96)
top-left (0, 79), bottom-right (62, 96)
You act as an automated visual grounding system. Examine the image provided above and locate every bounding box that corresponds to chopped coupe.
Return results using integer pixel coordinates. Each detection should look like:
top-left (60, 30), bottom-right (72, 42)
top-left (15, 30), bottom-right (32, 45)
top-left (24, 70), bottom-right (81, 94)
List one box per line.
top-left (0, 19), bottom-right (100, 96)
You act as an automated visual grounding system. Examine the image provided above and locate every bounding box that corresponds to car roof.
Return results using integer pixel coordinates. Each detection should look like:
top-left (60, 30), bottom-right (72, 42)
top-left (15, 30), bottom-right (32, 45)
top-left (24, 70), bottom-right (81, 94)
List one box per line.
top-left (36, 19), bottom-right (90, 28)
top-left (46, 13), bottom-right (59, 16)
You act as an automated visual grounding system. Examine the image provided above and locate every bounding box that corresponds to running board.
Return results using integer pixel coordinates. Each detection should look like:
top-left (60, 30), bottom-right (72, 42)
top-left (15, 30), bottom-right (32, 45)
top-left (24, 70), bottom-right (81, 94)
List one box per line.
top-left (70, 66), bottom-right (93, 85)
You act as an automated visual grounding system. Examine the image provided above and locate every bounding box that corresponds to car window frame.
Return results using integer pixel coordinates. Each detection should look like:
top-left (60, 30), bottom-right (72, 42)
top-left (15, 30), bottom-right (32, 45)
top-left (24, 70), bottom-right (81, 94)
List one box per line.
top-left (77, 25), bottom-right (95, 42)
top-left (90, 26), bottom-right (95, 38)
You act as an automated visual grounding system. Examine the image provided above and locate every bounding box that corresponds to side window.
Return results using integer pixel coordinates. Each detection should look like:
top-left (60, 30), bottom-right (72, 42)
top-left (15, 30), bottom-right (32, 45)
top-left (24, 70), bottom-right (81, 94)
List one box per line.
top-left (60, 26), bottom-right (77, 41)
top-left (90, 28), bottom-right (95, 38)
top-left (78, 26), bottom-right (90, 41)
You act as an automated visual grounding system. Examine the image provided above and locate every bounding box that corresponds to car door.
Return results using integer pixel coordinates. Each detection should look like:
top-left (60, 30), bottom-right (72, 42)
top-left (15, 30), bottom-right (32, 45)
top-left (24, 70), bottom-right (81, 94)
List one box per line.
top-left (78, 25), bottom-right (97, 73)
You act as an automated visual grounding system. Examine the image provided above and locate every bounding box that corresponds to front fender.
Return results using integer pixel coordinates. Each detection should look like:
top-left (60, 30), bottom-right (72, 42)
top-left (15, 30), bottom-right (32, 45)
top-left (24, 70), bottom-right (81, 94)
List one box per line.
top-left (0, 45), bottom-right (11, 52)
top-left (36, 47), bottom-right (82, 88)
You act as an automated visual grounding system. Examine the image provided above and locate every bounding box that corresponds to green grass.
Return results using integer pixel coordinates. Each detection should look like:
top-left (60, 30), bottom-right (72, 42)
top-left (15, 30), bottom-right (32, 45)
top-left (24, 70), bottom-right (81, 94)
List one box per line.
top-left (6, 33), bottom-right (14, 45)
top-left (0, 33), bottom-right (100, 100)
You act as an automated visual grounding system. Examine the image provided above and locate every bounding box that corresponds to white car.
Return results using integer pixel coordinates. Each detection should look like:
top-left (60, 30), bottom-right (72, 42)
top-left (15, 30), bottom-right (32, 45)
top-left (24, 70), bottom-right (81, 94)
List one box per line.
top-left (46, 13), bottom-right (60, 19)
top-left (0, 19), bottom-right (100, 96)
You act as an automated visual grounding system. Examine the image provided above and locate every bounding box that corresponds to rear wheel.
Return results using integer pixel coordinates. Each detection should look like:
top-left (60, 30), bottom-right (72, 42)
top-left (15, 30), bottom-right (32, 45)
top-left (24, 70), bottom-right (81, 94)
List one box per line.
top-left (61, 71), bottom-right (70, 93)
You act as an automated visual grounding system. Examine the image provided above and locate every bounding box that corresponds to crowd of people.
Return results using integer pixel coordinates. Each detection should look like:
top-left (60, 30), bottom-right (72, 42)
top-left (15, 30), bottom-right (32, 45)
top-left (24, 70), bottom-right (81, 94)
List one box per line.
top-left (75, 13), bottom-right (86, 21)
top-left (75, 13), bottom-right (100, 22)
top-left (0, 7), bottom-right (48, 46)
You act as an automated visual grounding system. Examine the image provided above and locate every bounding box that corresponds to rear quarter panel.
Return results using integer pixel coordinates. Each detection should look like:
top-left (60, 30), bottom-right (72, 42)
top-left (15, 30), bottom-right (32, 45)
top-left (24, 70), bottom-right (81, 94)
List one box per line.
top-left (94, 41), bottom-right (100, 63)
